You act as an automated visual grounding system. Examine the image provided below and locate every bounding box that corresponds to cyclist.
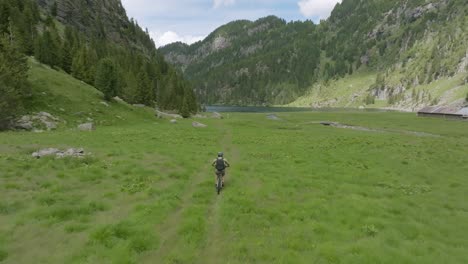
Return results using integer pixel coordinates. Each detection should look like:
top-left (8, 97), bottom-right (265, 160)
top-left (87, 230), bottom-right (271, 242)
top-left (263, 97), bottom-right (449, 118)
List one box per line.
top-left (212, 152), bottom-right (230, 187)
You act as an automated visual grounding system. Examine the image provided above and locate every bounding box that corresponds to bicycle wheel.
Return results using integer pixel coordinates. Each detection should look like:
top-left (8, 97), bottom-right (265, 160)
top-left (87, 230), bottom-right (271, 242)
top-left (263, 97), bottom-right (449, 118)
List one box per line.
top-left (217, 175), bottom-right (222, 195)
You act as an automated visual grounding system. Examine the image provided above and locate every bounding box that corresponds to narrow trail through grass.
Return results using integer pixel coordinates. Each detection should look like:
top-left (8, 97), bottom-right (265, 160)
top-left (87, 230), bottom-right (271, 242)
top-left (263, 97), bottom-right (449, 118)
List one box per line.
top-left (202, 124), bottom-right (241, 263)
top-left (142, 163), bottom-right (211, 262)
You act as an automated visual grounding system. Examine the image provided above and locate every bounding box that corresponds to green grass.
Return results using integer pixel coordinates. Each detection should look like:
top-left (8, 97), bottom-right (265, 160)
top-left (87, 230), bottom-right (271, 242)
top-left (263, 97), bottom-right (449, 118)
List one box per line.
top-left (2, 111), bottom-right (468, 263)
top-left (289, 72), bottom-right (377, 108)
top-left (1, 60), bottom-right (468, 263)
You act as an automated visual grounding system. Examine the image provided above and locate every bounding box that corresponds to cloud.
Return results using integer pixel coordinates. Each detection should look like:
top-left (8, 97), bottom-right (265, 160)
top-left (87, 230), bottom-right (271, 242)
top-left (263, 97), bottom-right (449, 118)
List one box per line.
top-left (298, 0), bottom-right (341, 19)
top-left (213, 0), bottom-right (236, 9)
top-left (151, 31), bottom-right (205, 47)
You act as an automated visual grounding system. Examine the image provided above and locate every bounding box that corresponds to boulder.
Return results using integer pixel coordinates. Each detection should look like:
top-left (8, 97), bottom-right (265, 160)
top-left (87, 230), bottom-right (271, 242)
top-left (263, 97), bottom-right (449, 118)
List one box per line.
top-left (33, 148), bottom-right (86, 159)
top-left (192, 122), bottom-right (207, 128)
top-left (78, 123), bottom-right (95, 131)
top-left (12, 112), bottom-right (59, 131)
top-left (156, 110), bottom-right (183, 119)
top-left (100, 101), bottom-right (110, 107)
top-left (170, 119), bottom-right (178, 124)
top-left (212, 112), bottom-right (223, 119)
top-left (113, 96), bottom-right (125, 103)
top-left (133, 104), bottom-right (146, 108)
top-left (14, 116), bottom-right (34, 130)
top-left (266, 114), bottom-right (281, 120)
top-left (56, 148), bottom-right (85, 158)
top-left (32, 148), bottom-right (60, 158)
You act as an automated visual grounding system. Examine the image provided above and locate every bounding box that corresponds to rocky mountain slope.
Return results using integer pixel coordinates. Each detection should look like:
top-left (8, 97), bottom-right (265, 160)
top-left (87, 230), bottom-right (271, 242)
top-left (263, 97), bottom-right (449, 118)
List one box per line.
top-left (0, 0), bottom-right (198, 128)
top-left (36, 0), bottom-right (154, 53)
top-left (160, 0), bottom-right (468, 110)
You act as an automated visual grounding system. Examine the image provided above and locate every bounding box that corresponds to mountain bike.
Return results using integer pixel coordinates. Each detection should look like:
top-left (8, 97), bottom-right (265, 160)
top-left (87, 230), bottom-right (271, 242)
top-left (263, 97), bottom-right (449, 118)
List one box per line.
top-left (216, 171), bottom-right (223, 195)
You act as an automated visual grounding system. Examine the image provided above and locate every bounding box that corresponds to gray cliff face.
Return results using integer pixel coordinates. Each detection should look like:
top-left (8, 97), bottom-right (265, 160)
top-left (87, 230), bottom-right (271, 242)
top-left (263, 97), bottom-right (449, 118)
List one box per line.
top-left (37, 0), bottom-right (130, 44)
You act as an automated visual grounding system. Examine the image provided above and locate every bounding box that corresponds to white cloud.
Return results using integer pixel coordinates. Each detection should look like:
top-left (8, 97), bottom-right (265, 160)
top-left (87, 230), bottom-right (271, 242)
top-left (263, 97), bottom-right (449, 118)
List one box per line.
top-left (298, 0), bottom-right (341, 19)
top-left (213, 0), bottom-right (236, 9)
top-left (151, 31), bottom-right (205, 47)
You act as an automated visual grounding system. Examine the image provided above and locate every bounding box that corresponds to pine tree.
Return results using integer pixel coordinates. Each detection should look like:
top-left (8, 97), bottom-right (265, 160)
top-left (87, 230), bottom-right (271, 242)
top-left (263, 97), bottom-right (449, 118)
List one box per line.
top-left (180, 95), bottom-right (191, 118)
top-left (50, 1), bottom-right (58, 17)
top-left (95, 58), bottom-right (118, 101)
top-left (136, 66), bottom-right (153, 106)
top-left (0, 37), bottom-right (30, 130)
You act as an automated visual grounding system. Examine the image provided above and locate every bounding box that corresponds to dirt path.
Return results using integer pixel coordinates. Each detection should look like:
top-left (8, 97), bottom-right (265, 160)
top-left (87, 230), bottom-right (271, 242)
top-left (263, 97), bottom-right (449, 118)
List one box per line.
top-left (140, 161), bottom-right (212, 263)
top-left (140, 120), bottom-right (240, 263)
top-left (200, 125), bottom-right (240, 263)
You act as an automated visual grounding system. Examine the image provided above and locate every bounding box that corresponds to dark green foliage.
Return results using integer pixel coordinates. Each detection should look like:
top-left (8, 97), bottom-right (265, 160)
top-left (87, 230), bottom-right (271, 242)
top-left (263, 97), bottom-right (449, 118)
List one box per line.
top-left (136, 66), bottom-right (153, 106)
top-left (364, 94), bottom-right (375, 105)
top-left (50, 1), bottom-right (57, 17)
top-left (161, 0), bottom-right (468, 105)
top-left (34, 29), bottom-right (61, 68)
top-left (0, 0), bottom-right (197, 118)
top-left (95, 58), bottom-right (118, 101)
top-left (71, 45), bottom-right (97, 84)
top-left (0, 38), bottom-right (30, 130)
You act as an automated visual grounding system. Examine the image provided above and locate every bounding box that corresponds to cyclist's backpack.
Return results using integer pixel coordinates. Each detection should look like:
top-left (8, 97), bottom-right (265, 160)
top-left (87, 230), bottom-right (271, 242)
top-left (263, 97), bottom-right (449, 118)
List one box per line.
top-left (215, 158), bottom-right (226, 171)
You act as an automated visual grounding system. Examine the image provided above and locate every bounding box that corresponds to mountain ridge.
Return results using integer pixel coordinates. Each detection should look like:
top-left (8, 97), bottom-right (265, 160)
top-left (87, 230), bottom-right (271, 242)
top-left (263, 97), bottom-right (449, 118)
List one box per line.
top-left (160, 0), bottom-right (468, 110)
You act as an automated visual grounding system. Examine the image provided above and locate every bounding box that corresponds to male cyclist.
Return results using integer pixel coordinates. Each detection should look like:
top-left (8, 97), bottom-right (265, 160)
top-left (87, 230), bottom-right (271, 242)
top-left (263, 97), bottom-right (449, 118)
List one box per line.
top-left (212, 152), bottom-right (230, 187)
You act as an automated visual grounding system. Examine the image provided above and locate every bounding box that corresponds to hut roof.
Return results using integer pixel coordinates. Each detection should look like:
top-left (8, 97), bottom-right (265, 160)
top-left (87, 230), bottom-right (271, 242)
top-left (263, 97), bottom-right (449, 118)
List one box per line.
top-left (418, 105), bottom-right (464, 115)
top-left (455, 107), bottom-right (468, 116)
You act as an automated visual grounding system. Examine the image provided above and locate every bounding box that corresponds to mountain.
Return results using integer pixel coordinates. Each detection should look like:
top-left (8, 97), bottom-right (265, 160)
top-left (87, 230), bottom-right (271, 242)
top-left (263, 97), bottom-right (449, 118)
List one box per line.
top-left (160, 0), bottom-right (468, 110)
top-left (0, 0), bottom-right (198, 129)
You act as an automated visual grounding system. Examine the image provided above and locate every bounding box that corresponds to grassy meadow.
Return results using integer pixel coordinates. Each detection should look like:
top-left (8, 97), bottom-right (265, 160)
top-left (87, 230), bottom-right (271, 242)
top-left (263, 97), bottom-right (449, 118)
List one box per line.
top-left (1, 110), bottom-right (468, 263)
top-left (1, 61), bottom-right (468, 263)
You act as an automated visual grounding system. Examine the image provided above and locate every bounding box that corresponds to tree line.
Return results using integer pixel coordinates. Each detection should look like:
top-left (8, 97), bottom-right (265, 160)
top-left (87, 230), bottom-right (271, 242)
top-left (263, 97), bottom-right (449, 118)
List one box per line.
top-left (0, 0), bottom-right (198, 129)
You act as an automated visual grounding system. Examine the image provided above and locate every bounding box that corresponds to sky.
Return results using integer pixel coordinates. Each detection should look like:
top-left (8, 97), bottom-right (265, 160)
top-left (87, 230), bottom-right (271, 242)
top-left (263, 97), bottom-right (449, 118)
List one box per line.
top-left (120, 0), bottom-right (342, 47)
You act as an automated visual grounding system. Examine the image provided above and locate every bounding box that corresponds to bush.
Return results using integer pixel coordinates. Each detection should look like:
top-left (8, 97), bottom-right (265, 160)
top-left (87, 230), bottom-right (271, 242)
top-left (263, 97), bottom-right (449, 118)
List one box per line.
top-left (364, 94), bottom-right (375, 105)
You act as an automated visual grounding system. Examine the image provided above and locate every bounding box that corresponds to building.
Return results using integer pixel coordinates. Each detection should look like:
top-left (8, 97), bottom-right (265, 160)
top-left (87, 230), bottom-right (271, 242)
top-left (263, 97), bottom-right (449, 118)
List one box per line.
top-left (417, 106), bottom-right (468, 119)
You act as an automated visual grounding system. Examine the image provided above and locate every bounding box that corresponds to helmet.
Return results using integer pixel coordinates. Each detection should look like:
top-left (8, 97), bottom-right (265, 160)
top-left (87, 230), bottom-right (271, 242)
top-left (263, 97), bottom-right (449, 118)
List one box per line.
top-left (218, 152), bottom-right (224, 157)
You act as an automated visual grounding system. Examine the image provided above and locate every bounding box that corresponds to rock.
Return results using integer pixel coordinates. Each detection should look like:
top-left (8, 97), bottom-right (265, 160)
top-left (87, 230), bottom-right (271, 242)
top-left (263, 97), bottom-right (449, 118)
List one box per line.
top-left (156, 110), bottom-right (183, 119)
top-left (56, 148), bottom-right (85, 158)
top-left (59, 108), bottom-right (65, 112)
top-left (193, 114), bottom-right (207, 118)
top-left (192, 122), bottom-right (207, 128)
top-left (12, 112), bottom-right (59, 131)
top-left (43, 121), bottom-right (57, 130)
top-left (36, 112), bottom-right (59, 131)
top-left (37, 112), bottom-right (59, 121)
top-left (170, 119), bottom-right (178, 124)
top-left (14, 116), bottom-right (34, 130)
top-left (359, 106), bottom-right (365, 110)
top-left (74, 111), bottom-right (86, 116)
top-left (32, 148), bottom-right (60, 158)
top-left (113, 96), bottom-right (125, 103)
top-left (100, 101), bottom-right (110, 107)
top-left (212, 112), bottom-right (223, 119)
top-left (266, 114), bottom-right (281, 120)
top-left (133, 104), bottom-right (146, 108)
top-left (33, 148), bottom-right (86, 159)
top-left (78, 123), bottom-right (95, 131)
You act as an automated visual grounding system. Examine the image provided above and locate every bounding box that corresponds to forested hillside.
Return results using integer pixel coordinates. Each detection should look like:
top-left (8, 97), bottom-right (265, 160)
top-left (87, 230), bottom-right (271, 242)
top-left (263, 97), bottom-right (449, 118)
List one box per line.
top-left (0, 0), bottom-right (198, 129)
top-left (160, 0), bottom-right (468, 109)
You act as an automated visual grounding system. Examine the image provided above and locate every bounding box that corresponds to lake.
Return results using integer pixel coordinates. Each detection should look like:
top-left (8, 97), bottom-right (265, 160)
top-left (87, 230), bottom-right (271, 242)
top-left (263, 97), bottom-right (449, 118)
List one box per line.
top-left (205, 106), bottom-right (391, 113)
